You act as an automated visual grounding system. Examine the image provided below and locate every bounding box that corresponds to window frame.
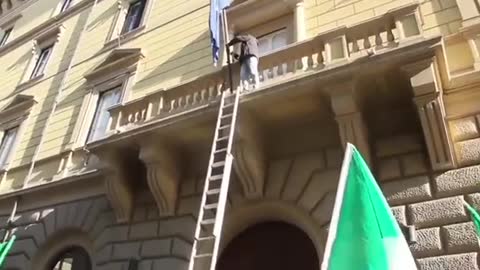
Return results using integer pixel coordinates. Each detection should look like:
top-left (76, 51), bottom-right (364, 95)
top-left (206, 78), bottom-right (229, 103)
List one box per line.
top-left (30, 44), bottom-right (54, 79)
top-left (105, 0), bottom-right (152, 46)
top-left (59, 0), bottom-right (73, 13)
top-left (0, 28), bottom-right (12, 47)
top-left (86, 85), bottom-right (123, 143)
top-left (121, 0), bottom-right (147, 34)
top-left (0, 126), bottom-right (19, 169)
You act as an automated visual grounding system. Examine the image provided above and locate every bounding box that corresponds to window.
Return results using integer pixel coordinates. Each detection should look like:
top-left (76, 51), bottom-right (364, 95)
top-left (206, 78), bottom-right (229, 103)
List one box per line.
top-left (31, 45), bottom-right (53, 79)
top-left (0, 126), bottom-right (18, 168)
top-left (121, 0), bottom-right (147, 34)
top-left (258, 29), bottom-right (288, 56)
top-left (59, 0), bottom-right (73, 13)
top-left (87, 87), bottom-right (122, 142)
top-left (49, 247), bottom-right (92, 270)
top-left (0, 28), bottom-right (12, 47)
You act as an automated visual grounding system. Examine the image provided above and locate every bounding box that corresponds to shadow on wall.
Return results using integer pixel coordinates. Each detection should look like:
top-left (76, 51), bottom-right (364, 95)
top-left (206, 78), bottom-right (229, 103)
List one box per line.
top-left (133, 29), bottom-right (216, 96)
top-left (17, 4), bottom-right (93, 174)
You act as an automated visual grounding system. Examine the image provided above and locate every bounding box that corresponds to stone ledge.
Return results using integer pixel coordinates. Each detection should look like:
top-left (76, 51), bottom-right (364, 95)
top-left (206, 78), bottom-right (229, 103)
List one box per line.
top-left (408, 196), bottom-right (468, 228)
top-left (416, 252), bottom-right (479, 270)
top-left (434, 165), bottom-right (480, 197)
top-left (442, 222), bottom-right (479, 254)
top-left (382, 176), bottom-right (432, 205)
top-left (410, 227), bottom-right (443, 258)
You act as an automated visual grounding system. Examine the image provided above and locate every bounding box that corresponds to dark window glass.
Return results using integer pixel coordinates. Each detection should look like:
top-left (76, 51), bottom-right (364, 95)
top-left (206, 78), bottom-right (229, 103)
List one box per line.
top-left (0, 28), bottom-right (12, 46)
top-left (87, 87), bottom-right (122, 142)
top-left (31, 45), bottom-right (53, 78)
top-left (60, 0), bottom-right (73, 13)
top-left (0, 126), bottom-right (18, 167)
top-left (121, 0), bottom-right (146, 34)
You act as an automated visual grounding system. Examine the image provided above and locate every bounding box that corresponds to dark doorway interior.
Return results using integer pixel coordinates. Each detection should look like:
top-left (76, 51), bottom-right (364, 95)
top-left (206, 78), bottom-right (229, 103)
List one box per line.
top-left (49, 247), bottom-right (92, 270)
top-left (217, 221), bottom-right (319, 270)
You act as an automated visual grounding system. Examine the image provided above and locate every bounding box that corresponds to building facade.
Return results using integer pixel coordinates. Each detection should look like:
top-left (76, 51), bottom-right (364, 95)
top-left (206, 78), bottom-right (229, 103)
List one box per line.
top-left (0, 0), bottom-right (477, 269)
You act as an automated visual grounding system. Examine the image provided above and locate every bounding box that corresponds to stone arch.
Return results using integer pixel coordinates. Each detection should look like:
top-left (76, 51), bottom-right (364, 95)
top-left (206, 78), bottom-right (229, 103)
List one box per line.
top-left (30, 228), bottom-right (94, 270)
top-left (221, 200), bottom-right (326, 268)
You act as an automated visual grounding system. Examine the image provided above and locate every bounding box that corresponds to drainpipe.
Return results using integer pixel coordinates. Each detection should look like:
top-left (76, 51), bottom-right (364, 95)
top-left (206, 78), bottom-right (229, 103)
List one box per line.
top-left (24, 0), bottom-right (100, 186)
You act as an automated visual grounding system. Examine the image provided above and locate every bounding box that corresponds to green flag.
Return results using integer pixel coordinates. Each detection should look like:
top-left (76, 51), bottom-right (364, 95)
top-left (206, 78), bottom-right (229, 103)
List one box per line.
top-left (0, 234), bottom-right (16, 267)
top-left (321, 143), bottom-right (416, 270)
top-left (464, 202), bottom-right (480, 237)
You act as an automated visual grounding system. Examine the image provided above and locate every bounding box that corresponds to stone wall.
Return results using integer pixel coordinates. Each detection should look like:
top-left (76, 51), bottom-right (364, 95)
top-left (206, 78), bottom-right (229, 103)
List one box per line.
top-left (2, 139), bottom-right (480, 269)
top-left (377, 133), bottom-right (480, 270)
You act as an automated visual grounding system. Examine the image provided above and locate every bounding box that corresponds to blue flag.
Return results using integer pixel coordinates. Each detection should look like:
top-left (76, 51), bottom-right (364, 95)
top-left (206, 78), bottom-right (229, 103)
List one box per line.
top-left (210, 0), bottom-right (231, 65)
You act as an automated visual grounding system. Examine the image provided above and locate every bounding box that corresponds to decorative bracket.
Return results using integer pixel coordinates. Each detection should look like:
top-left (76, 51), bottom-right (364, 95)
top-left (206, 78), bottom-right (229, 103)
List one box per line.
top-left (139, 139), bottom-right (181, 217)
top-left (233, 110), bottom-right (266, 199)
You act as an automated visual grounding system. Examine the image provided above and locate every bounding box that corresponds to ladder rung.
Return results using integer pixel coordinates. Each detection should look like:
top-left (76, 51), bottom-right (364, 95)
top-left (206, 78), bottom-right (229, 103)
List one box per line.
top-left (214, 148), bottom-right (227, 154)
top-left (209, 174), bottom-right (223, 181)
top-left (201, 218), bottom-right (215, 225)
top-left (212, 161), bottom-right (225, 168)
top-left (223, 102), bottom-right (234, 109)
top-left (221, 113), bottom-right (233, 119)
top-left (219, 124), bottom-right (231, 130)
top-left (217, 136), bottom-right (229, 142)
top-left (194, 253), bottom-right (213, 259)
top-left (204, 203), bottom-right (218, 210)
top-left (196, 236), bottom-right (215, 241)
top-left (207, 189), bottom-right (220, 196)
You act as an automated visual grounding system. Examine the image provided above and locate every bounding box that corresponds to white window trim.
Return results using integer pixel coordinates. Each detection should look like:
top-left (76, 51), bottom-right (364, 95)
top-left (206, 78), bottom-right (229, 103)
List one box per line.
top-left (0, 97), bottom-right (36, 172)
top-left (73, 72), bottom-right (134, 148)
top-left (55, 0), bottom-right (75, 15)
top-left (105, 0), bottom-right (153, 46)
top-left (0, 14), bottom-right (21, 47)
top-left (22, 26), bottom-right (63, 84)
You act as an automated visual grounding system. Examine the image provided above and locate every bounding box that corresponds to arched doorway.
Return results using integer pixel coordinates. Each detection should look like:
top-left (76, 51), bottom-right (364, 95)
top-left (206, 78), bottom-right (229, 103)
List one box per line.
top-left (48, 247), bottom-right (92, 270)
top-left (217, 221), bottom-right (319, 270)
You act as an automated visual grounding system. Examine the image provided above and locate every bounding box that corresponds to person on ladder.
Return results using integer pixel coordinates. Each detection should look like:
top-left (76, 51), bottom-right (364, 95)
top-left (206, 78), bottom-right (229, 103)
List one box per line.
top-left (227, 33), bottom-right (260, 91)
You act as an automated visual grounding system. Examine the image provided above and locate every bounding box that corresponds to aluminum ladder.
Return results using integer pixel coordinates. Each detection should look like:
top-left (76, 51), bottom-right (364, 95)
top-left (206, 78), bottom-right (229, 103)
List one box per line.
top-left (188, 88), bottom-right (240, 270)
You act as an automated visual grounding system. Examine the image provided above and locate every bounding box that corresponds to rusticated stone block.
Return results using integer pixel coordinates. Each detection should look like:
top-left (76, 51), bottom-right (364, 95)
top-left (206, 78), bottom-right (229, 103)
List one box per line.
top-left (112, 241), bottom-right (141, 260)
top-left (434, 165), bottom-right (480, 197)
top-left (391, 205), bottom-right (406, 225)
top-left (410, 227), bottom-right (442, 258)
top-left (153, 258), bottom-right (188, 269)
top-left (141, 239), bottom-right (171, 257)
top-left (442, 222), bottom-right (478, 253)
top-left (417, 253), bottom-right (479, 270)
top-left (377, 158), bottom-right (401, 181)
top-left (401, 152), bottom-right (428, 176)
top-left (467, 193), bottom-right (480, 209)
top-left (450, 117), bottom-right (479, 142)
top-left (172, 238), bottom-right (192, 259)
top-left (129, 221), bottom-right (158, 239)
top-left (381, 176), bottom-right (431, 205)
top-left (455, 138), bottom-right (480, 166)
top-left (408, 196), bottom-right (467, 228)
top-left (375, 134), bottom-right (422, 157)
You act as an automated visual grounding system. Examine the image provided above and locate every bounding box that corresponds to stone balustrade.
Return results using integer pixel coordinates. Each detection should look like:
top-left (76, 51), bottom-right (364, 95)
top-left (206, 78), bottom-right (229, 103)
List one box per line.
top-left (106, 3), bottom-right (422, 135)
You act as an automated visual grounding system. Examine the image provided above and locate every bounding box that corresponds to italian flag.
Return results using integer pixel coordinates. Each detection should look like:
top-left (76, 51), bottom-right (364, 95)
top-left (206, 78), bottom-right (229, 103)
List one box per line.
top-left (464, 201), bottom-right (480, 238)
top-left (321, 144), bottom-right (417, 270)
top-left (0, 234), bottom-right (16, 267)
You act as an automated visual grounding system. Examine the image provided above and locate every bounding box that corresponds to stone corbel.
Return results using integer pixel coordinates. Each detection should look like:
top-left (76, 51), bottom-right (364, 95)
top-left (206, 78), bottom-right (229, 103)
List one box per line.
top-left (233, 110), bottom-right (266, 199)
top-left (328, 80), bottom-right (371, 164)
top-left (402, 58), bottom-right (455, 170)
top-left (96, 148), bottom-right (134, 223)
top-left (139, 139), bottom-right (180, 217)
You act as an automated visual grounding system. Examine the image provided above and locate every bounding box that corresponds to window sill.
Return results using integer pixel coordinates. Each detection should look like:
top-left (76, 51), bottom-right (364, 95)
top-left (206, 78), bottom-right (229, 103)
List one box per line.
top-left (15, 74), bottom-right (44, 92)
top-left (102, 25), bottom-right (146, 52)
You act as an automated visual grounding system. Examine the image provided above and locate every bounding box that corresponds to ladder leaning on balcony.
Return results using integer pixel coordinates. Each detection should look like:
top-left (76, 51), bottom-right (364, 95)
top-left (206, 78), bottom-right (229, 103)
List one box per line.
top-left (188, 87), bottom-right (240, 270)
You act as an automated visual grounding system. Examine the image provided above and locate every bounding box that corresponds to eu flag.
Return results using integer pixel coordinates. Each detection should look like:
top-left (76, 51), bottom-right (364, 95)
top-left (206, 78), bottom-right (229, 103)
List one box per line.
top-left (210, 0), bottom-right (232, 65)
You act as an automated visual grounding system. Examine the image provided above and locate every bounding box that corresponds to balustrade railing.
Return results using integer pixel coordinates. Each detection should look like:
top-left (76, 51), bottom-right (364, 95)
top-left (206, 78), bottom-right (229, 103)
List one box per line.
top-left (106, 3), bottom-right (422, 135)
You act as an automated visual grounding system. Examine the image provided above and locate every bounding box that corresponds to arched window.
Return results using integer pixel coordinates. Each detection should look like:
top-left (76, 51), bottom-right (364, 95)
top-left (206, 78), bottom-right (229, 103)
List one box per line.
top-left (49, 247), bottom-right (92, 270)
top-left (217, 222), bottom-right (319, 270)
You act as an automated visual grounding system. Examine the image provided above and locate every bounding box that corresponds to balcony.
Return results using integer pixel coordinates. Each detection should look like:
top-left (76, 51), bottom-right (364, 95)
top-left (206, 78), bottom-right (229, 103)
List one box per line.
top-left (84, 3), bottom-right (455, 222)
top-left (97, 3), bottom-right (427, 139)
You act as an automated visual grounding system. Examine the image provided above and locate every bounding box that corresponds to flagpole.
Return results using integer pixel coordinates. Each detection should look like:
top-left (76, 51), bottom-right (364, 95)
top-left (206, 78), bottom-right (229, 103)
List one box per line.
top-left (321, 143), bottom-right (354, 270)
top-left (221, 8), bottom-right (234, 93)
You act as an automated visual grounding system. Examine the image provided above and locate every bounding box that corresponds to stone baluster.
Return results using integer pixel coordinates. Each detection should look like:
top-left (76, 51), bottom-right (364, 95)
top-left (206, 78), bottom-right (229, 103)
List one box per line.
top-left (402, 58), bottom-right (455, 170)
top-left (328, 81), bottom-right (371, 164)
